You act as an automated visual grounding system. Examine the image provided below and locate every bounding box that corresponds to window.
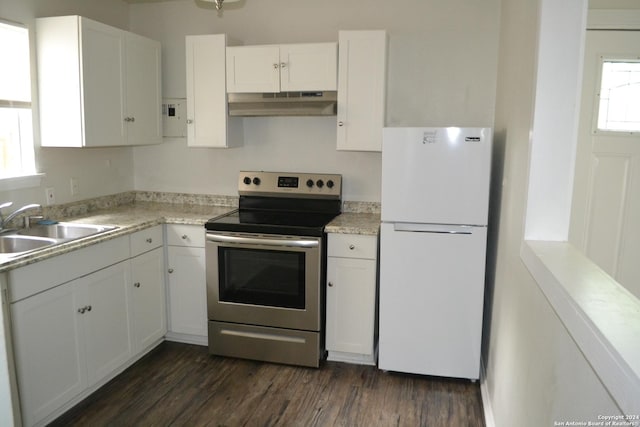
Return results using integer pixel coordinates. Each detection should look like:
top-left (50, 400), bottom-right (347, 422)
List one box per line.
top-left (596, 59), bottom-right (640, 133)
top-left (0, 20), bottom-right (36, 179)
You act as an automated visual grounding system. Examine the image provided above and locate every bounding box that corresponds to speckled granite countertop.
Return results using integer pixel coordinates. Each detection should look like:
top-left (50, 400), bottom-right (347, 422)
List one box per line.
top-left (325, 212), bottom-right (380, 235)
top-left (0, 202), bottom-right (232, 273)
top-left (0, 199), bottom-right (380, 272)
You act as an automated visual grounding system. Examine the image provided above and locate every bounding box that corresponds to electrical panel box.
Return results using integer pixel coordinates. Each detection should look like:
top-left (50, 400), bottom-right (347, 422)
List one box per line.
top-left (162, 98), bottom-right (187, 137)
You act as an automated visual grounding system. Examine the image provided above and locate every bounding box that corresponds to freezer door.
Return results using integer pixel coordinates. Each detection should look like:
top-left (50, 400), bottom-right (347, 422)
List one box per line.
top-left (378, 222), bottom-right (487, 379)
top-left (381, 127), bottom-right (492, 225)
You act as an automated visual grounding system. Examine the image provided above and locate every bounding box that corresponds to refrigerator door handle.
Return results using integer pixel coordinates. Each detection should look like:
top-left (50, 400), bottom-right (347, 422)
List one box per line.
top-left (393, 223), bottom-right (479, 234)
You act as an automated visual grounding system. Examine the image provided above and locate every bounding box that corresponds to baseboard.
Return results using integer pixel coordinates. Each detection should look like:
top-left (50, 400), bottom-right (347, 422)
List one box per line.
top-left (164, 331), bottom-right (208, 346)
top-left (480, 357), bottom-right (496, 427)
top-left (327, 350), bottom-right (376, 366)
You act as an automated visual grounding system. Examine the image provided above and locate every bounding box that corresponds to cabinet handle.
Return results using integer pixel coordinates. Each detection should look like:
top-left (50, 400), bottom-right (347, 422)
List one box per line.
top-left (168, 268), bottom-right (174, 274)
top-left (280, 62), bottom-right (287, 68)
top-left (181, 235), bottom-right (188, 240)
top-left (349, 244), bottom-right (355, 250)
top-left (78, 307), bottom-right (86, 314)
top-left (187, 119), bottom-right (193, 124)
top-left (338, 121), bottom-right (344, 127)
top-left (328, 282), bottom-right (334, 287)
top-left (273, 63), bottom-right (279, 69)
top-left (146, 238), bottom-right (153, 243)
top-left (134, 282), bottom-right (141, 288)
top-left (130, 117), bottom-right (135, 123)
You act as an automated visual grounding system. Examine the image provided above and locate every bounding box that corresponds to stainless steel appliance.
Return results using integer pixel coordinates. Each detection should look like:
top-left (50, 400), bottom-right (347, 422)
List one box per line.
top-left (205, 171), bottom-right (341, 367)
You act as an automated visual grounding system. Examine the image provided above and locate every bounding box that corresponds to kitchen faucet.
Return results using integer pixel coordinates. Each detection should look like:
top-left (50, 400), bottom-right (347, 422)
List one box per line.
top-left (0, 202), bottom-right (42, 232)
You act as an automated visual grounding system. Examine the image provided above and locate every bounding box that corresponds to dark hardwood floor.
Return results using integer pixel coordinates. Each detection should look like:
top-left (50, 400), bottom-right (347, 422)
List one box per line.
top-left (49, 342), bottom-right (485, 427)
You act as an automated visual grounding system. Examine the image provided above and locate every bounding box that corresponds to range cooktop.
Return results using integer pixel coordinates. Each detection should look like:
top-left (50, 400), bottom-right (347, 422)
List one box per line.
top-left (205, 171), bottom-right (343, 237)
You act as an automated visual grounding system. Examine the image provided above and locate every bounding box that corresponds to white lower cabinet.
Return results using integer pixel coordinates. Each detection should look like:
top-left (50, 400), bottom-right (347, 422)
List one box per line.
top-left (129, 226), bottom-right (166, 353)
top-left (166, 225), bottom-right (208, 343)
top-left (130, 246), bottom-right (166, 352)
top-left (9, 226), bottom-right (166, 427)
top-left (11, 261), bottom-right (131, 427)
top-left (326, 233), bottom-right (378, 365)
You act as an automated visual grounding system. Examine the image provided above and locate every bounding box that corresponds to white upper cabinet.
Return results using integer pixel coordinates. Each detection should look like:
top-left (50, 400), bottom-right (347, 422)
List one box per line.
top-left (185, 34), bottom-right (242, 148)
top-left (337, 30), bottom-right (387, 152)
top-left (36, 16), bottom-right (162, 147)
top-left (226, 43), bottom-right (337, 93)
top-left (124, 32), bottom-right (163, 146)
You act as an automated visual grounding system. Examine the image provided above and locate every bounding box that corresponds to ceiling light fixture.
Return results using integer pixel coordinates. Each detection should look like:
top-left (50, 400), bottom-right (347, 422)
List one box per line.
top-left (201, 0), bottom-right (241, 11)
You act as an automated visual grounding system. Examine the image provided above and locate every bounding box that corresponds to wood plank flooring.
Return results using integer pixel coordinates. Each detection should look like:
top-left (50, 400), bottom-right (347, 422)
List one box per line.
top-left (49, 342), bottom-right (485, 427)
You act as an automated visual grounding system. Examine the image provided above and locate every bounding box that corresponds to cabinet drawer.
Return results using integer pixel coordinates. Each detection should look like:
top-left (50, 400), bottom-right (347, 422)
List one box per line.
top-left (328, 233), bottom-right (377, 260)
top-left (166, 224), bottom-right (205, 248)
top-left (130, 225), bottom-right (163, 257)
top-left (8, 235), bottom-right (129, 303)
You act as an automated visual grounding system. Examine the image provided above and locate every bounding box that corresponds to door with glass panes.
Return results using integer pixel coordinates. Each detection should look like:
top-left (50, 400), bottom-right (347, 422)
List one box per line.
top-left (570, 30), bottom-right (640, 300)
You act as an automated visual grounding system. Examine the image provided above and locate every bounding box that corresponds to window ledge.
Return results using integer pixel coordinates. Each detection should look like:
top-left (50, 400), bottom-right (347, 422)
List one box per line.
top-left (521, 241), bottom-right (640, 415)
top-left (0, 173), bottom-right (45, 192)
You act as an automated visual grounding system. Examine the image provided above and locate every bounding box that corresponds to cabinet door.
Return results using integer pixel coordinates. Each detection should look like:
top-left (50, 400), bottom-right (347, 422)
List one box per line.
top-left (11, 282), bottom-right (86, 427)
top-left (125, 32), bottom-right (162, 145)
top-left (186, 34), bottom-right (242, 147)
top-left (130, 247), bottom-right (166, 352)
top-left (326, 257), bottom-right (377, 354)
top-left (81, 17), bottom-right (126, 147)
top-left (337, 31), bottom-right (387, 152)
top-left (226, 45), bottom-right (280, 93)
top-left (81, 262), bottom-right (133, 386)
top-left (167, 246), bottom-right (207, 336)
top-left (280, 43), bottom-right (337, 91)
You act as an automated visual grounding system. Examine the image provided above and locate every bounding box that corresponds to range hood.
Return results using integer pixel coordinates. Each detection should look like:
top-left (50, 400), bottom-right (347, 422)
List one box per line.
top-left (228, 91), bottom-right (337, 117)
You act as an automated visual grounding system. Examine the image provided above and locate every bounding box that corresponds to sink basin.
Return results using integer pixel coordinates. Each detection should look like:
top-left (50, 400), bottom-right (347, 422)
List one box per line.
top-left (0, 235), bottom-right (58, 254)
top-left (17, 223), bottom-right (117, 240)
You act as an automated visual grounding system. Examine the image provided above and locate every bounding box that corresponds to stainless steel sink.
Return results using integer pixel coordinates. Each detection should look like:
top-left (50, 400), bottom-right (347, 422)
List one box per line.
top-left (17, 223), bottom-right (117, 240)
top-left (0, 235), bottom-right (58, 254)
top-left (0, 223), bottom-right (119, 258)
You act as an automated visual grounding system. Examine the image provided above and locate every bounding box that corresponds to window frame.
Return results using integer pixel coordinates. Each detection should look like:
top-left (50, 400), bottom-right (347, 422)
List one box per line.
top-left (0, 18), bottom-right (42, 189)
top-left (593, 56), bottom-right (640, 135)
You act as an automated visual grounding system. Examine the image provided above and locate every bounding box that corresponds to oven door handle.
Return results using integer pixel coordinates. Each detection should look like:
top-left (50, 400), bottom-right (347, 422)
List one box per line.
top-left (206, 233), bottom-right (319, 249)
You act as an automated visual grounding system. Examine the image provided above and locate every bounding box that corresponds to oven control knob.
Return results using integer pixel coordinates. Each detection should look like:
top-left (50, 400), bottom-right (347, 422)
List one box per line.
top-left (316, 179), bottom-right (324, 188)
top-left (326, 180), bottom-right (334, 189)
top-left (306, 179), bottom-right (314, 188)
top-left (252, 177), bottom-right (261, 185)
top-left (243, 176), bottom-right (251, 185)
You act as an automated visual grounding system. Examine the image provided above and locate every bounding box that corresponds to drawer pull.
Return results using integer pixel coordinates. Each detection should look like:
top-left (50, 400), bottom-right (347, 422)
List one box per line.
top-left (349, 244), bottom-right (355, 250)
top-left (181, 235), bottom-right (188, 240)
top-left (146, 238), bottom-right (153, 243)
top-left (134, 282), bottom-right (141, 288)
top-left (168, 268), bottom-right (174, 274)
top-left (328, 282), bottom-right (334, 287)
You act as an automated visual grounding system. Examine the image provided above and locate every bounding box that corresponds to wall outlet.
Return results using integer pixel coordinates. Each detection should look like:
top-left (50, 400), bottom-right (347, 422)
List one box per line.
top-left (70, 177), bottom-right (79, 196)
top-left (45, 187), bottom-right (56, 205)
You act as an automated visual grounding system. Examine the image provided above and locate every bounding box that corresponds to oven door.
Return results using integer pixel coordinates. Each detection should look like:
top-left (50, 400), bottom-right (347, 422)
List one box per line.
top-left (206, 231), bottom-right (322, 331)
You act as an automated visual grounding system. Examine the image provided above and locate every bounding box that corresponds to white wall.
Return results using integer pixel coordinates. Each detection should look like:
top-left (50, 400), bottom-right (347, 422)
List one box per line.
top-left (129, 0), bottom-right (501, 201)
top-left (483, 0), bottom-right (621, 425)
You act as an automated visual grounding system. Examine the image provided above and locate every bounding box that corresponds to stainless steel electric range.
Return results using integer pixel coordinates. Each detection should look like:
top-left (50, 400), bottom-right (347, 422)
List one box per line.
top-left (205, 171), bottom-right (342, 367)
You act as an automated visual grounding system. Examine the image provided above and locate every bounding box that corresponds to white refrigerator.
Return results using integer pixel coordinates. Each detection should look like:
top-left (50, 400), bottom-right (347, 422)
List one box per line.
top-left (378, 127), bottom-right (492, 380)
